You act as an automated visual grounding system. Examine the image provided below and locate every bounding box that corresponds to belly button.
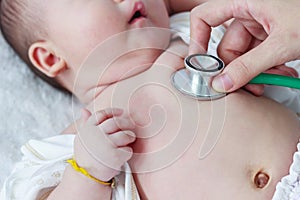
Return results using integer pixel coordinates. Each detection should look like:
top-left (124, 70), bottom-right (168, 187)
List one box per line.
top-left (254, 172), bottom-right (270, 189)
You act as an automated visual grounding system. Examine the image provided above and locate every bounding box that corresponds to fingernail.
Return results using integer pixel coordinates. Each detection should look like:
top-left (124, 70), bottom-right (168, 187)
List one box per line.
top-left (212, 74), bottom-right (233, 92)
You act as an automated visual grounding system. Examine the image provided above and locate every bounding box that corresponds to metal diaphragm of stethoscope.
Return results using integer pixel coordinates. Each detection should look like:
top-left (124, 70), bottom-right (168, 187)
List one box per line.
top-left (172, 54), bottom-right (300, 101)
top-left (171, 54), bottom-right (226, 100)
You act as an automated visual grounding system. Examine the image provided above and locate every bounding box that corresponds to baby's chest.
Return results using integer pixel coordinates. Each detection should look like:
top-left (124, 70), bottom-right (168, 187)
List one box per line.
top-left (108, 64), bottom-right (179, 125)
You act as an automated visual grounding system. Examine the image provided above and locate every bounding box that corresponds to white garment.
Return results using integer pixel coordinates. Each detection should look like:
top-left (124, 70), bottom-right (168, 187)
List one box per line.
top-left (0, 135), bottom-right (139, 200)
top-left (272, 143), bottom-right (300, 200)
top-left (0, 135), bottom-right (73, 200)
top-left (2, 12), bottom-right (300, 200)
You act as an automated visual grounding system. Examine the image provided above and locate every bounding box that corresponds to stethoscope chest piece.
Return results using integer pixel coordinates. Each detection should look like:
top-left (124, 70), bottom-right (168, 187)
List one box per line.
top-left (172, 54), bottom-right (226, 100)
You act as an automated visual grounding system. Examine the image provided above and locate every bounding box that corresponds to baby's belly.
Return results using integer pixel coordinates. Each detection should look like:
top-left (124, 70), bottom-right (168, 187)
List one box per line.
top-left (92, 71), bottom-right (299, 200)
top-left (129, 90), bottom-right (300, 200)
top-left (99, 68), bottom-right (300, 199)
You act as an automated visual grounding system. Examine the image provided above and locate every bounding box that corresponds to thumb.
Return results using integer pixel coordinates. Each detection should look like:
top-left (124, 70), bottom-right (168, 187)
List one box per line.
top-left (79, 108), bottom-right (92, 124)
top-left (73, 109), bottom-right (92, 132)
top-left (212, 37), bottom-right (284, 92)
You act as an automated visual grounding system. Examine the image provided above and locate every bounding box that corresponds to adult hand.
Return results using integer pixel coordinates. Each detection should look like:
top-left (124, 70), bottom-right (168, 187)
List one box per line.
top-left (190, 0), bottom-right (300, 94)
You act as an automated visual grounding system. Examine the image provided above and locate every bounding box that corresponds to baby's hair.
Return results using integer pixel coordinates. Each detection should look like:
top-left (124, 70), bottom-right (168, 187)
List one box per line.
top-left (0, 0), bottom-right (65, 90)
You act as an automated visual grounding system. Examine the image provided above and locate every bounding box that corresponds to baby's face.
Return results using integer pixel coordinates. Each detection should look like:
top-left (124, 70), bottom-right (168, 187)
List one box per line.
top-left (43, 0), bottom-right (170, 98)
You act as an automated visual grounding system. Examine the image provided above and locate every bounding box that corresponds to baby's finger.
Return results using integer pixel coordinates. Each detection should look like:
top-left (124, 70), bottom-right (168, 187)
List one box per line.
top-left (81, 109), bottom-right (92, 121)
top-left (102, 146), bottom-right (133, 171)
top-left (74, 109), bottom-right (92, 129)
top-left (100, 116), bottom-right (135, 134)
top-left (87, 108), bottom-right (123, 125)
top-left (189, 0), bottom-right (237, 54)
top-left (116, 146), bottom-right (134, 163)
top-left (108, 131), bottom-right (136, 147)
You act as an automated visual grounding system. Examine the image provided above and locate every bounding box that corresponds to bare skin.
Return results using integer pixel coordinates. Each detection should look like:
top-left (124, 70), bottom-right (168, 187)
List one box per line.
top-left (80, 39), bottom-right (300, 199)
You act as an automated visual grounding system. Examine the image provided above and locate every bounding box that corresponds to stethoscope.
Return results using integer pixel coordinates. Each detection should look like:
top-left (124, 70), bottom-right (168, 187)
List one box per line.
top-left (172, 54), bottom-right (300, 100)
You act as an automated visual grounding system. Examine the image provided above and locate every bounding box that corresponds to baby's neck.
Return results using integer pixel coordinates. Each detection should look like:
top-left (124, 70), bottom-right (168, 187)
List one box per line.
top-left (84, 39), bottom-right (187, 110)
top-left (79, 49), bottom-right (165, 105)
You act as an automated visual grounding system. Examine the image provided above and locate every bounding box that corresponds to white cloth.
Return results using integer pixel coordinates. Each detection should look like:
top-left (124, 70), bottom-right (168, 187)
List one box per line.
top-left (272, 143), bottom-right (300, 200)
top-left (0, 135), bottom-right (139, 200)
top-left (0, 134), bottom-right (74, 200)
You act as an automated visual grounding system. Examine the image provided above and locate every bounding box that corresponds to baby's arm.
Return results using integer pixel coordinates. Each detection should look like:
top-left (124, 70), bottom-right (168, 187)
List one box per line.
top-left (48, 108), bottom-right (136, 200)
top-left (164, 0), bottom-right (208, 14)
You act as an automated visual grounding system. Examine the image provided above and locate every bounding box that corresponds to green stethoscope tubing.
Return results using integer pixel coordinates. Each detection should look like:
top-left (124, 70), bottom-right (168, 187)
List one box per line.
top-left (249, 73), bottom-right (300, 89)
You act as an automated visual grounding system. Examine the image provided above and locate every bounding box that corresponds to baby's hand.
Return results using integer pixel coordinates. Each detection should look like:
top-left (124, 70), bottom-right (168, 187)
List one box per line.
top-left (73, 108), bottom-right (136, 182)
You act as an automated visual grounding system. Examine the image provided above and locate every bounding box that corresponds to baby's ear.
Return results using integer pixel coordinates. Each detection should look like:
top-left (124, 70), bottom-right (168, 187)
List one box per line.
top-left (28, 41), bottom-right (67, 78)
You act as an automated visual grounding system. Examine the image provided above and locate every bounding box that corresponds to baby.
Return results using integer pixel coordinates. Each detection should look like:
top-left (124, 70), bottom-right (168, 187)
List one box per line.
top-left (1, 0), bottom-right (300, 200)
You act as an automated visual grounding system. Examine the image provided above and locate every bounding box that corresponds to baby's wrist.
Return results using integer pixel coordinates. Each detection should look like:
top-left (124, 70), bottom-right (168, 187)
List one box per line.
top-left (73, 137), bottom-right (117, 182)
top-left (50, 165), bottom-right (113, 199)
top-left (66, 158), bottom-right (115, 188)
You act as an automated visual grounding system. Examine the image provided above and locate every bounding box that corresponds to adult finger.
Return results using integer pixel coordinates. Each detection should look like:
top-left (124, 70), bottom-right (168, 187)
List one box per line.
top-left (269, 65), bottom-right (298, 77)
top-left (189, 0), bottom-right (235, 54)
top-left (217, 19), bottom-right (253, 64)
top-left (212, 35), bottom-right (287, 92)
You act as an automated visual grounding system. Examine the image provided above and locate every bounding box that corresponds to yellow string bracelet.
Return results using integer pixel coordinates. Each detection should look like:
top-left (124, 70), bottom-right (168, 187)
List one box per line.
top-left (67, 158), bottom-right (115, 188)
